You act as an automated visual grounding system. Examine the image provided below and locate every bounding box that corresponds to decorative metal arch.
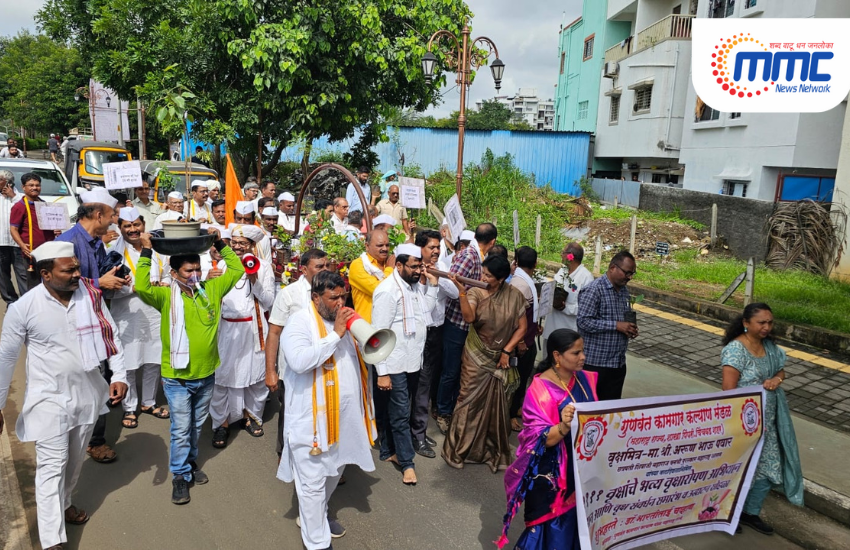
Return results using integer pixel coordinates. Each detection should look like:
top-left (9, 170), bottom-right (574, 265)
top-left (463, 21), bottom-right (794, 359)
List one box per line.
top-left (293, 163), bottom-right (373, 235)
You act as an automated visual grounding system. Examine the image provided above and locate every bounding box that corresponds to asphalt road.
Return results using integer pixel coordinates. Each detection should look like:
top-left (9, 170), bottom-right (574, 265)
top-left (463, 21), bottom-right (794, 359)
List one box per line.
top-left (3, 349), bottom-right (805, 550)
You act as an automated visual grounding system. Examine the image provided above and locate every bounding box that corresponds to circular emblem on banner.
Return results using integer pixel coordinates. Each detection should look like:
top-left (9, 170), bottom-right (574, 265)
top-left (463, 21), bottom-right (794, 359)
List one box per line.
top-left (740, 398), bottom-right (761, 436)
top-left (577, 417), bottom-right (608, 461)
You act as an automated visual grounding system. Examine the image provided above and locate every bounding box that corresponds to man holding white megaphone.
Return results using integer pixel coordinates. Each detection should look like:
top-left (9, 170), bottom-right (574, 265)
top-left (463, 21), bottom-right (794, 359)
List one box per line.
top-left (276, 270), bottom-right (387, 550)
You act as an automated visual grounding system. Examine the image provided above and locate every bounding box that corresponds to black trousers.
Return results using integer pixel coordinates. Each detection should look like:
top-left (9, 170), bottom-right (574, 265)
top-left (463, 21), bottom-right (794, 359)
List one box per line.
top-left (410, 324), bottom-right (443, 443)
top-left (509, 346), bottom-right (538, 419)
top-left (0, 246), bottom-right (28, 303)
top-left (582, 364), bottom-right (627, 401)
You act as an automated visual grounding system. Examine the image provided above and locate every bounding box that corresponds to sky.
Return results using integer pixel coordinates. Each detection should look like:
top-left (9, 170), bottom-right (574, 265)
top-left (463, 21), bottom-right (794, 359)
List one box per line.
top-left (0, 0), bottom-right (581, 118)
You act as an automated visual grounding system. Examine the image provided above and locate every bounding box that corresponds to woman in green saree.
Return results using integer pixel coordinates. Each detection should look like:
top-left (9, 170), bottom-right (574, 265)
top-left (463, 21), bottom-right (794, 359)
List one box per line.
top-left (721, 302), bottom-right (804, 536)
top-left (443, 254), bottom-right (528, 473)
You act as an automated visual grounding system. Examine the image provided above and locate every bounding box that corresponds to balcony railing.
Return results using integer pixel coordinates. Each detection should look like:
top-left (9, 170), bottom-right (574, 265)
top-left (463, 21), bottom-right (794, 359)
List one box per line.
top-left (604, 14), bottom-right (694, 65)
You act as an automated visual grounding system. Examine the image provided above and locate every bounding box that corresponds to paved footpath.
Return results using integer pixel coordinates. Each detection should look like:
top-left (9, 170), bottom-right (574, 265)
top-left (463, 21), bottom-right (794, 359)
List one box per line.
top-left (630, 302), bottom-right (850, 433)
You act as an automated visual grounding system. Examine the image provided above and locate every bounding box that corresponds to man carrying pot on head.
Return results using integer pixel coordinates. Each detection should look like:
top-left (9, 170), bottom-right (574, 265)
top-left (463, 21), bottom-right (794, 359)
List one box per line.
top-left (135, 227), bottom-right (244, 505)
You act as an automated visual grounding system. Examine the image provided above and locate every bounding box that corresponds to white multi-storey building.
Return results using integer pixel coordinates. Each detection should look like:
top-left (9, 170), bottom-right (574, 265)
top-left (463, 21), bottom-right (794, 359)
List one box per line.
top-left (592, 0), bottom-right (848, 199)
top-left (476, 88), bottom-right (556, 131)
top-left (678, 0), bottom-right (847, 201)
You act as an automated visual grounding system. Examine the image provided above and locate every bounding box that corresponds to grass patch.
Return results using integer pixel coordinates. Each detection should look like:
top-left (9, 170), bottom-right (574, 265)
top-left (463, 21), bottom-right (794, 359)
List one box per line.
top-left (630, 249), bottom-right (850, 334)
top-left (591, 205), bottom-right (707, 231)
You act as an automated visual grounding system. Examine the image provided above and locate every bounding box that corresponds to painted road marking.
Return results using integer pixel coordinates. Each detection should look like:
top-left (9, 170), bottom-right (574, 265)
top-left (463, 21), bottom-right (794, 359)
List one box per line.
top-left (634, 303), bottom-right (850, 374)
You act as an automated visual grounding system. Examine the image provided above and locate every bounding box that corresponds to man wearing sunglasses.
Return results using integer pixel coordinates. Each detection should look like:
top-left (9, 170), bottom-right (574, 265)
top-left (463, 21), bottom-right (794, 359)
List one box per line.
top-left (577, 250), bottom-right (639, 401)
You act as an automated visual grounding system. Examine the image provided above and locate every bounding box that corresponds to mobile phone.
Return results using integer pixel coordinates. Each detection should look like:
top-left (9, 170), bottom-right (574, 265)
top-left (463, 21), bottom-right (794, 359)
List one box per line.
top-left (509, 356), bottom-right (518, 367)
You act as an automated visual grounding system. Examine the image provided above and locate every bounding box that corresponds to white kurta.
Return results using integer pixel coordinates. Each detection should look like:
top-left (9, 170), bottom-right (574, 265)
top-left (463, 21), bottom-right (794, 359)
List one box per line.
top-left (0, 285), bottom-right (127, 442)
top-left (108, 238), bottom-right (165, 369)
top-left (184, 199), bottom-right (212, 222)
top-left (215, 259), bottom-right (275, 388)
top-left (268, 276), bottom-right (312, 375)
top-left (371, 272), bottom-right (438, 376)
top-left (276, 308), bottom-right (375, 484)
top-left (152, 209), bottom-right (183, 230)
top-left (256, 234), bottom-right (273, 262)
top-left (542, 263), bottom-right (595, 336)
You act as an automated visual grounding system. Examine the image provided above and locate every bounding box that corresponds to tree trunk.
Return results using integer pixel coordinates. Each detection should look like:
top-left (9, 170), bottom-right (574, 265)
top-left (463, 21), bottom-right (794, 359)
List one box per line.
top-left (300, 136), bottom-right (313, 185)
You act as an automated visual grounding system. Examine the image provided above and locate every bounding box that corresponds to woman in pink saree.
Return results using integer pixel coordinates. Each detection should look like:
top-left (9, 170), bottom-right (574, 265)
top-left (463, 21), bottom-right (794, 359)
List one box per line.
top-left (498, 329), bottom-right (598, 549)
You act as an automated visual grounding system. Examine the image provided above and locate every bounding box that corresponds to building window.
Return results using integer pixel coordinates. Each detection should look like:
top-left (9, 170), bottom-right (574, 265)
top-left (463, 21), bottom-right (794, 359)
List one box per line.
top-left (730, 112), bottom-right (742, 119)
top-left (651, 173), bottom-right (668, 184)
top-left (709, 0), bottom-right (735, 18)
top-left (745, 0), bottom-right (757, 8)
top-left (577, 101), bottom-right (589, 120)
top-left (560, 52), bottom-right (566, 74)
top-left (610, 96), bottom-right (620, 123)
top-left (633, 86), bottom-right (652, 113)
top-left (699, 107), bottom-right (720, 122)
top-left (722, 180), bottom-right (749, 197)
top-left (583, 35), bottom-right (595, 61)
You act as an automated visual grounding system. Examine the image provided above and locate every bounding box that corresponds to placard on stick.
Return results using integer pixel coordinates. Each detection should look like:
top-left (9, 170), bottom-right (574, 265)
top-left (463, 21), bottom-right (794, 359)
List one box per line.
top-left (398, 176), bottom-right (426, 209)
top-left (34, 202), bottom-right (70, 230)
top-left (537, 280), bottom-right (556, 318)
top-left (444, 195), bottom-right (466, 244)
top-left (103, 160), bottom-right (143, 190)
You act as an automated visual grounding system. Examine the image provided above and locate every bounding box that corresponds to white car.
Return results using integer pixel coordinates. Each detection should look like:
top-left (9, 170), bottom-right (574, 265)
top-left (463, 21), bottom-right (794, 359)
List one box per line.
top-left (0, 158), bottom-right (81, 224)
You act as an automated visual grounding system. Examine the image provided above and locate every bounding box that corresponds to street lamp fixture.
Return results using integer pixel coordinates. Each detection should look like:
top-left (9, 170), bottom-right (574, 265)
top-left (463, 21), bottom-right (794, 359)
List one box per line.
top-left (105, 95), bottom-right (111, 108)
top-left (422, 22), bottom-right (505, 202)
top-left (490, 58), bottom-right (505, 91)
top-left (421, 51), bottom-right (438, 83)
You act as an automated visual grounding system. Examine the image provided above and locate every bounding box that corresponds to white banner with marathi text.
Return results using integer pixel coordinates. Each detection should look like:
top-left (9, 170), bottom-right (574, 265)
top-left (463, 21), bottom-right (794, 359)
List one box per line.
top-left (571, 387), bottom-right (765, 550)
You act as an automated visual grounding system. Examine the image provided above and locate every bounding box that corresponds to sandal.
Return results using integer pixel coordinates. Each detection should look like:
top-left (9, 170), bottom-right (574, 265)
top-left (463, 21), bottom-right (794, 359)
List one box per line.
top-left (64, 505), bottom-right (90, 525)
top-left (511, 418), bottom-right (523, 432)
top-left (212, 426), bottom-right (229, 448)
top-left (86, 444), bottom-right (117, 463)
top-left (140, 405), bottom-right (170, 419)
top-left (243, 417), bottom-right (264, 437)
top-left (122, 412), bottom-right (138, 429)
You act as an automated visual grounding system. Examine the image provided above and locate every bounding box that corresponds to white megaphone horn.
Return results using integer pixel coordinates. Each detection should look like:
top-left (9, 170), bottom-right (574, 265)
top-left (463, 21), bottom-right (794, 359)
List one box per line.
top-left (344, 308), bottom-right (396, 363)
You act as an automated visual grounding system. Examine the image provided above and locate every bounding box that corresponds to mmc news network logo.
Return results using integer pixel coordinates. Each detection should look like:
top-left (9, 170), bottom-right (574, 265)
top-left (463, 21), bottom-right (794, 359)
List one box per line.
top-left (692, 19), bottom-right (850, 113)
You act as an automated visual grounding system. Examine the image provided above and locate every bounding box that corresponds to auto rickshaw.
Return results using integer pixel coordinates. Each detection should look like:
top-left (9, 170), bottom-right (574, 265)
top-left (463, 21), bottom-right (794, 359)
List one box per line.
top-left (138, 160), bottom-right (219, 202)
top-left (63, 140), bottom-right (132, 190)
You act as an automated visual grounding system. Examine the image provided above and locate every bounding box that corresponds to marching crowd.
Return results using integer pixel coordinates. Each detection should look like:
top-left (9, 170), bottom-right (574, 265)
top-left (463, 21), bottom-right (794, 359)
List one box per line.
top-left (0, 166), bottom-right (803, 550)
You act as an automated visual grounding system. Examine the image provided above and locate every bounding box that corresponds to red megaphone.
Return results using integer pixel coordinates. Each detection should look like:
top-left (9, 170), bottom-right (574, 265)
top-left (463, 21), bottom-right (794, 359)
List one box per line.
top-left (241, 253), bottom-right (261, 275)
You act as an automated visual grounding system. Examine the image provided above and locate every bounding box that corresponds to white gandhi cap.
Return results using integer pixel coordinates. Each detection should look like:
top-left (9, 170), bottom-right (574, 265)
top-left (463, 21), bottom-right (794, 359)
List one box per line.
top-left (32, 241), bottom-right (75, 263)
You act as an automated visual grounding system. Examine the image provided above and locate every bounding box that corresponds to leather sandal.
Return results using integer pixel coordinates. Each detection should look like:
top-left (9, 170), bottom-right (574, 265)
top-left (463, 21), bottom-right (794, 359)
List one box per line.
top-left (64, 505), bottom-right (90, 525)
top-left (86, 444), bottom-right (117, 463)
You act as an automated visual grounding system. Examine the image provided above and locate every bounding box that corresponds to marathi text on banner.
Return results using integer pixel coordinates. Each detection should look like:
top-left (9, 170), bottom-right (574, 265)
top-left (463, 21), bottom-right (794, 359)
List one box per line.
top-left (571, 387), bottom-right (765, 550)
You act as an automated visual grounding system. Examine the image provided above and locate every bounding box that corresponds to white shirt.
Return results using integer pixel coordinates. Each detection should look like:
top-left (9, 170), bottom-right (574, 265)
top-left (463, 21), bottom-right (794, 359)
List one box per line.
top-left (277, 212), bottom-right (302, 232)
top-left (0, 285), bottom-right (127, 441)
top-left (0, 191), bottom-right (23, 247)
top-left (184, 199), bottom-right (212, 222)
top-left (330, 214), bottom-right (348, 235)
top-left (430, 254), bottom-right (459, 327)
top-left (269, 276), bottom-right (312, 375)
top-left (276, 308), bottom-right (375, 483)
top-left (371, 271), bottom-right (438, 376)
top-left (0, 148), bottom-right (24, 159)
top-left (152, 209), bottom-right (183, 230)
top-left (543, 264), bottom-right (595, 336)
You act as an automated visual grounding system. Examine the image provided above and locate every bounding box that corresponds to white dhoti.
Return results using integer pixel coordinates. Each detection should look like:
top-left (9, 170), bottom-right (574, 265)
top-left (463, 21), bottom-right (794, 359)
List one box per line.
top-left (213, 261), bottom-right (275, 430)
top-left (210, 380), bottom-right (268, 428)
top-left (34, 423), bottom-right (95, 548)
top-left (123, 363), bottom-right (161, 412)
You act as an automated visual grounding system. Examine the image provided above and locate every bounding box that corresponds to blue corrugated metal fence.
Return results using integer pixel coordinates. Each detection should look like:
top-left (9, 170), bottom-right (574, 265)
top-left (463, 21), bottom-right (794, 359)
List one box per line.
top-left (278, 127), bottom-right (591, 196)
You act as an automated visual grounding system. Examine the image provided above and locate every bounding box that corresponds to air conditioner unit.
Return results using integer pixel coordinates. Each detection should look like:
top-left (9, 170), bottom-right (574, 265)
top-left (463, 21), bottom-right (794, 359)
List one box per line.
top-left (604, 61), bottom-right (619, 78)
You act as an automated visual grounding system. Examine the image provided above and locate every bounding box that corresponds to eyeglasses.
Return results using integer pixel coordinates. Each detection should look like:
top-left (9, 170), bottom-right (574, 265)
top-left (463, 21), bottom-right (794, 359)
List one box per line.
top-left (613, 264), bottom-right (636, 277)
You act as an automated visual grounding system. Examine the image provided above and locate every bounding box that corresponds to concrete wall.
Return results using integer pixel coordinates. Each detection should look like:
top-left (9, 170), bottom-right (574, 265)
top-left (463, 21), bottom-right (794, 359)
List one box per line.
top-left (638, 184), bottom-right (775, 260)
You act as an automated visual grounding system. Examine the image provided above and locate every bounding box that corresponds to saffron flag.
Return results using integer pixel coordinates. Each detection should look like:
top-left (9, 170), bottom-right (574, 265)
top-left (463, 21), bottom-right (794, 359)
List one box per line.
top-left (224, 154), bottom-right (244, 226)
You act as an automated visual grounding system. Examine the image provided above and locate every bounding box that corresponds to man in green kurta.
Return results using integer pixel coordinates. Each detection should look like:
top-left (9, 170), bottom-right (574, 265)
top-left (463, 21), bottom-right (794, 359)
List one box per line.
top-left (136, 228), bottom-right (244, 505)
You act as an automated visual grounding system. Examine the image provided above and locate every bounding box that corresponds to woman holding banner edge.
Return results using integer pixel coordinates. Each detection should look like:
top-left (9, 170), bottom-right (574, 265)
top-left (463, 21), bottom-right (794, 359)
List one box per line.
top-left (721, 302), bottom-right (804, 536)
top-left (497, 329), bottom-right (598, 549)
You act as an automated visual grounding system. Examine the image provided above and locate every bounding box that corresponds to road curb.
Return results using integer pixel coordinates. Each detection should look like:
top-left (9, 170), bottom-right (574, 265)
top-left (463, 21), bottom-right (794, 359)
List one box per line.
top-left (0, 427), bottom-right (32, 550)
top-left (801, 479), bottom-right (850, 527)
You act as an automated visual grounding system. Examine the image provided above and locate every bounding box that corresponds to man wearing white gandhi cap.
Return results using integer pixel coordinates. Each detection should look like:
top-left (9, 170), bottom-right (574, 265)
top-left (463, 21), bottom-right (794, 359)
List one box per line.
top-left (208, 222), bottom-right (275, 448)
top-left (232, 200), bottom-right (272, 262)
top-left (277, 191), bottom-right (300, 233)
top-left (370, 242), bottom-right (439, 486)
top-left (110, 206), bottom-right (171, 429)
top-left (153, 191), bottom-right (186, 230)
top-left (0, 240), bottom-right (128, 550)
top-left (184, 180), bottom-right (212, 222)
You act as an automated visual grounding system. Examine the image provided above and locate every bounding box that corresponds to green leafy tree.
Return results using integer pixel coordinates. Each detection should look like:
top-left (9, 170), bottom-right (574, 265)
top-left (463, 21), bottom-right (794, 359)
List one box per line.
top-left (0, 31), bottom-right (89, 135)
top-left (37, 0), bottom-right (471, 181)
